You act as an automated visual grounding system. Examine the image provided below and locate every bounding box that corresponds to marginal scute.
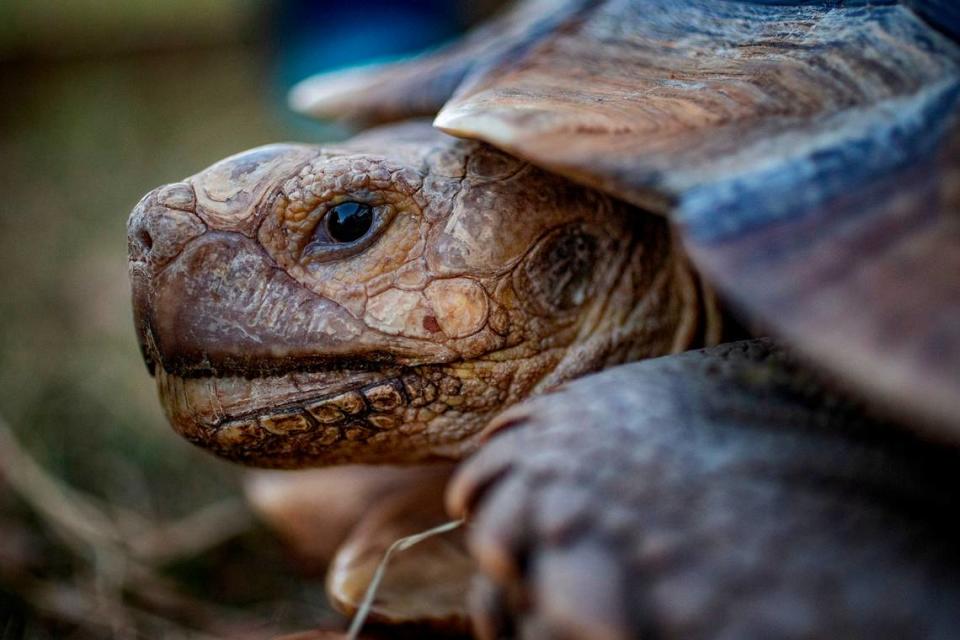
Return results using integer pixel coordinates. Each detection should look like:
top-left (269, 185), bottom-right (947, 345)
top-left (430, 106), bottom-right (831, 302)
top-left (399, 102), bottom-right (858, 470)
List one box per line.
top-left (437, 1), bottom-right (959, 209)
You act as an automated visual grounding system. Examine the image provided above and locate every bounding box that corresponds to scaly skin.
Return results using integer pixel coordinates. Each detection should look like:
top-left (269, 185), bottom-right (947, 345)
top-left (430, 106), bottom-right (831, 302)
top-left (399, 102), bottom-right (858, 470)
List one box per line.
top-left (128, 121), bottom-right (709, 467)
top-left (449, 341), bottom-right (960, 639)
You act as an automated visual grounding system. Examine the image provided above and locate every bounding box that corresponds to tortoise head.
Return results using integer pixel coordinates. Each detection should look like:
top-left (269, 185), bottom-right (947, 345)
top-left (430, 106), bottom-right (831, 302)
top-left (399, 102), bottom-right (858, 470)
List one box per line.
top-left (127, 122), bottom-right (703, 467)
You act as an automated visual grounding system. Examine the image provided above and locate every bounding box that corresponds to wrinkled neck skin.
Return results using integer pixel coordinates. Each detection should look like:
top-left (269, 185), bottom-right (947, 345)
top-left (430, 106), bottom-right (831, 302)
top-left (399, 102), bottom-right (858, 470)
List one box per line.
top-left (128, 121), bottom-right (709, 467)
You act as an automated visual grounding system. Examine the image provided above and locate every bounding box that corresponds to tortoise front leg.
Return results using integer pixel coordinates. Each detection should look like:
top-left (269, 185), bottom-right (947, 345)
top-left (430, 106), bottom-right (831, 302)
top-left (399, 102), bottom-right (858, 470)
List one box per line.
top-left (248, 465), bottom-right (476, 635)
top-left (449, 340), bottom-right (960, 640)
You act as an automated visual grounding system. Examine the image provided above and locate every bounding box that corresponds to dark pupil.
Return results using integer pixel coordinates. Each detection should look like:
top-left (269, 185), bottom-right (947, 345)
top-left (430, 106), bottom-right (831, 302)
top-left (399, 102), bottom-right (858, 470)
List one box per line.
top-left (325, 202), bottom-right (373, 243)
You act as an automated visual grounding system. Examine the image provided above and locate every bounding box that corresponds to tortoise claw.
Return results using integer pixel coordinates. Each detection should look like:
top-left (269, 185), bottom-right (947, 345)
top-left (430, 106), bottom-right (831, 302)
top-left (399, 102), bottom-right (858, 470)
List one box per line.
top-left (453, 411), bottom-right (637, 640)
top-left (468, 574), bottom-right (514, 640)
top-left (462, 473), bottom-right (533, 585)
top-left (446, 429), bottom-right (525, 519)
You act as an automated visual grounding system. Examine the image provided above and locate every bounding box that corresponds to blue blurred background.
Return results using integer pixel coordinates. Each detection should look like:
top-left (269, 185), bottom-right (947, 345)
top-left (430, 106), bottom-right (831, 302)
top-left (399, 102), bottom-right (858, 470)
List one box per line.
top-left (0, 1), bottom-right (503, 637)
top-left (278, 0), bottom-right (465, 86)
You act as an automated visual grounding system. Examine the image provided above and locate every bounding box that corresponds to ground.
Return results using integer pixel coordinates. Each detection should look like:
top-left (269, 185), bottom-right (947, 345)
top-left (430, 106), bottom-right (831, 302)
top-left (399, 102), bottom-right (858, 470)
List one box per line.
top-left (0, 47), bottom-right (347, 638)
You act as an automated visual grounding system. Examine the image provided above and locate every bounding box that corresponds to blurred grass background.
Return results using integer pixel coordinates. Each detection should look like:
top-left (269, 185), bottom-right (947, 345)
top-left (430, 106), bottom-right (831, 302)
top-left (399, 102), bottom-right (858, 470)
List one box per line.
top-left (0, 1), bottom-right (501, 637)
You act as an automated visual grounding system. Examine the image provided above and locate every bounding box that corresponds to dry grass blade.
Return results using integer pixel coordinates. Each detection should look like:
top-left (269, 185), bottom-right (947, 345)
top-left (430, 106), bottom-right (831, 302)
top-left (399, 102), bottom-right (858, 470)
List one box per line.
top-left (346, 519), bottom-right (464, 640)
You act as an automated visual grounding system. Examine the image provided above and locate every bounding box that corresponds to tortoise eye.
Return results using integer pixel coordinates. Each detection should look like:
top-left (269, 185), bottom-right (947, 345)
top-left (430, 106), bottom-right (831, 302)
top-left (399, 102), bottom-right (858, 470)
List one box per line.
top-left (323, 202), bottom-right (373, 243)
top-left (301, 199), bottom-right (393, 264)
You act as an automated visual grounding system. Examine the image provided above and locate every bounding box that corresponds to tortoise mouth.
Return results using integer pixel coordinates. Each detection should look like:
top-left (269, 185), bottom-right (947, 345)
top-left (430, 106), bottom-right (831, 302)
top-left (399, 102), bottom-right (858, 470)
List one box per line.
top-left (156, 364), bottom-right (418, 465)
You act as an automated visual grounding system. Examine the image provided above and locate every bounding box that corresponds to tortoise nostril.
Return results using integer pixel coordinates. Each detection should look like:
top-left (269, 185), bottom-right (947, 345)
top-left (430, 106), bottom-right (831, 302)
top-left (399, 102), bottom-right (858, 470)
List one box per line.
top-left (138, 228), bottom-right (154, 252)
top-left (127, 185), bottom-right (205, 267)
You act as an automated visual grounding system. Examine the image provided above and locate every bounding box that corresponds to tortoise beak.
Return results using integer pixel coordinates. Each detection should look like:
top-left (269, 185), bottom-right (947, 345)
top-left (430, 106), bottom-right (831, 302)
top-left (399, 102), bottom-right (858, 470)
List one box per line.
top-left (127, 180), bottom-right (205, 374)
top-left (127, 144), bottom-right (454, 379)
top-left (128, 228), bottom-right (379, 378)
top-left (125, 144), bottom-right (371, 378)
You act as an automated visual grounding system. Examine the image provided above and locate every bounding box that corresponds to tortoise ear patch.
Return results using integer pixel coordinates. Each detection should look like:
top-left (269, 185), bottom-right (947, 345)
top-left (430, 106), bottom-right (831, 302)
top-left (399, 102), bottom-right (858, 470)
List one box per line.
top-left (514, 224), bottom-right (600, 316)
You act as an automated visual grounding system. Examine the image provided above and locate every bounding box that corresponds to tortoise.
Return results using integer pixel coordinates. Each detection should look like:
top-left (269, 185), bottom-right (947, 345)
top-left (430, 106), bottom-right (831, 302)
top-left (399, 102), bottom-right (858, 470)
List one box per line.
top-left (127, 0), bottom-right (960, 637)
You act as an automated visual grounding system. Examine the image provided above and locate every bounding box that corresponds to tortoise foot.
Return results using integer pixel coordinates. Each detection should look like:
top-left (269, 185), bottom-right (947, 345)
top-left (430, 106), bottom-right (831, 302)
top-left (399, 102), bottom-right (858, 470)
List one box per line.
top-left (449, 340), bottom-right (960, 640)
